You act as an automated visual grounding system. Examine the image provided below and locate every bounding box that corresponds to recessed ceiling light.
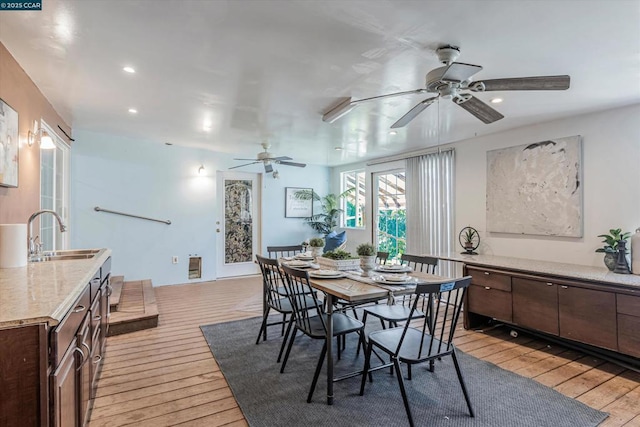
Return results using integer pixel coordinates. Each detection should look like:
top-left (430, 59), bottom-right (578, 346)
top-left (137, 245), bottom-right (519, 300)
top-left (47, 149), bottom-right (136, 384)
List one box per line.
top-left (389, 130), bottom-right (397, 135)
top-left (123, 66), bottom-right (135, 73)
top-left (490, 98), bottom-right (503, 104)
top-left (128, 108), bottom-right (138, 114)
top-left (334, 147), bottom-right (343, 151)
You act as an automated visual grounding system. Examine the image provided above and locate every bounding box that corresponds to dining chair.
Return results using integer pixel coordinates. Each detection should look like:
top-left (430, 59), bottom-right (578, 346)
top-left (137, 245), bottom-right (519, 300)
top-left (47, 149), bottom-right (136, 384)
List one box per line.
top-left (376, 251), bottom-right (390, 265)
top-left (255, 255), bottom-right (315, 363)
top-left (279, 265), bottom-right (366, 403)
top-left (360, 276), bottom-right (474, 427)
top-left (267, 245), bottom-right (304, 259)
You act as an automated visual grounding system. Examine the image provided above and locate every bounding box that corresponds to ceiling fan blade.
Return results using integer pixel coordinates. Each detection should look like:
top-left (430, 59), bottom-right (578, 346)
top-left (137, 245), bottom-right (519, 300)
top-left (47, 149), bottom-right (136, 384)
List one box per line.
top-left (272, 156), bottom-right (292, 161)
top-left (441, 62), bottom-right (483, 83)
top-left (229, 161), bottom-right (260, 169)
top-left (390, 97), bottom-right (438, 129)
top-left (472, 75), bottom-right (570, 92)
top-left (264, 163), bottom-right (273, 173)
top-left (233, 158), bottom-right (260, 161)
top-left (454, 95), bottom-right (504, 124)
top-left (352, 88), bottom-right (429, 105)
top-left (278, 161), bottom-right (306, 168)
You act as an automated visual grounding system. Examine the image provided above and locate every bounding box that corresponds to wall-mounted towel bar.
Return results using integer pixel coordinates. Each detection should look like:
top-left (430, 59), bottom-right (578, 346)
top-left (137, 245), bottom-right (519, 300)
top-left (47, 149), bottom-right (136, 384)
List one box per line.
top-left (94, 207), bottom-right (171, 225)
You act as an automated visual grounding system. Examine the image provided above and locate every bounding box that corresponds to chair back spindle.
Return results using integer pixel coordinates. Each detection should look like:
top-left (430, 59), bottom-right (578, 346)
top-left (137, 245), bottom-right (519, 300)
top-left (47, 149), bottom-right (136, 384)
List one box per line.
top-left (267, 245), bottom-right (304, 259)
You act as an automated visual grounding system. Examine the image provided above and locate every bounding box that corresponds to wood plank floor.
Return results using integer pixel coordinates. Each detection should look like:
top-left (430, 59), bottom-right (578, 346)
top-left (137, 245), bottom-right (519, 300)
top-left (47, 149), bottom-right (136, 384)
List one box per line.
top-left (89, 276), bottom-right (640, 426)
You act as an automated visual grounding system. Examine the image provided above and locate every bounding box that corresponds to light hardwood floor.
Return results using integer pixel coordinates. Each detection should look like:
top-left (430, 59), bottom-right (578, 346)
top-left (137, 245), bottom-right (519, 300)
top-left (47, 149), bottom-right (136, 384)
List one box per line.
top-left (89, 276), bottom-right (640, 426)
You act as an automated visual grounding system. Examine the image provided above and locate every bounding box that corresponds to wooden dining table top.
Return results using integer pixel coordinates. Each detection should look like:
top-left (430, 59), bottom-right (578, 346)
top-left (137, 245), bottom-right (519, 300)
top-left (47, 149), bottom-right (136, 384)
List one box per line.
top-left (307, 270), bottom-right (454, 302)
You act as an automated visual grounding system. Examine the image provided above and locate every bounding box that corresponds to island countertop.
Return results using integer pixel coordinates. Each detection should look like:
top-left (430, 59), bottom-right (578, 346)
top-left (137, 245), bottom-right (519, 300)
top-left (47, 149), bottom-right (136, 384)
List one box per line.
top-left (430, 252), bottom-right (640, 290)
top-left (0, 248), bottom-right (112, 328)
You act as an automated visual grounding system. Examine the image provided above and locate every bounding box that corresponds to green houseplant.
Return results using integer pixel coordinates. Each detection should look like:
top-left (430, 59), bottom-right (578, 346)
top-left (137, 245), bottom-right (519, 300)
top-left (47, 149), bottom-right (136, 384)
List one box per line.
top-left (295, 189), bottom-right (355, 235)
top-left (356, 243), bottom-right (376, 274)
top-left (595, 228), bottom-right (630, 271)
top-left (308, 237), bottom-right (325, 259)
top-left (462, 228), bottom-right (477, 249)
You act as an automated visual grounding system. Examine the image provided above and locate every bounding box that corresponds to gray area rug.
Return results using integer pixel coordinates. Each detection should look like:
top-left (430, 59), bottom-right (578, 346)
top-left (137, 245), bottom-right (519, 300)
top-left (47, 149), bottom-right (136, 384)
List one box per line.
top-left (201, 317), bottom-right (608, 427)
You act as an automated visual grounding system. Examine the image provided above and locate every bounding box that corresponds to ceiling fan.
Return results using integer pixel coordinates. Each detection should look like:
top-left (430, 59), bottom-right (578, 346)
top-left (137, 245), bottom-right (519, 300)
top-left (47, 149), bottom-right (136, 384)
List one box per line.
top-left (230, 143), bottom-right (306, 173)
top-left (322, 45), bottom-right (570, 128)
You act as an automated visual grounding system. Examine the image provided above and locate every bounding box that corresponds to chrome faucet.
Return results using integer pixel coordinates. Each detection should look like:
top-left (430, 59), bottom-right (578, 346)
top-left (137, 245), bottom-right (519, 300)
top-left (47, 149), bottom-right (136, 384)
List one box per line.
top-left (28, 209), bottom-right (67, 258)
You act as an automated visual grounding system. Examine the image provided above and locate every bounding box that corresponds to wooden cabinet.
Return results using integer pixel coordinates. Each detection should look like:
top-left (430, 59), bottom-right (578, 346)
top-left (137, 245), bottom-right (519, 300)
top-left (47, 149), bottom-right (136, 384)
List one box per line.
top-left (512, 277), bottom-right (559, 335)
top-left (558, 285), bottom-right (617, 350)
top-left (51, 340), bottom-right (80, 427)
top-left (466, 267), bottom-right (512, 323)
top-left (617, 294), bottom-right (640, 358)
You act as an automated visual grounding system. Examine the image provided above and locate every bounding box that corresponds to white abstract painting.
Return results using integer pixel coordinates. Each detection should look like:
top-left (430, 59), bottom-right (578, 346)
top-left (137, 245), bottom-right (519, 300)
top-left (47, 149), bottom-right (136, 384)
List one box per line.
top-left (486, 135), bottom-right (582, 237)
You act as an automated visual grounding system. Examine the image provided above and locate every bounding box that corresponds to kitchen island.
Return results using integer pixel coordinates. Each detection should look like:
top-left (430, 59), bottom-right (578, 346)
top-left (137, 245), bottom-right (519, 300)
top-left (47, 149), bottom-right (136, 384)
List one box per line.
top-left (430, 253), bottom-right (640, 369)
top-left (0, 248), bottom-right (112, 426)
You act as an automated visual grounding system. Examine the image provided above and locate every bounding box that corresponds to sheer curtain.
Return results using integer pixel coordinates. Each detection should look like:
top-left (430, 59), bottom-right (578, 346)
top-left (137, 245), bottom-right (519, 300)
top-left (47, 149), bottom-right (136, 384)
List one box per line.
top-left (405, 149), bottom-right (455, 275)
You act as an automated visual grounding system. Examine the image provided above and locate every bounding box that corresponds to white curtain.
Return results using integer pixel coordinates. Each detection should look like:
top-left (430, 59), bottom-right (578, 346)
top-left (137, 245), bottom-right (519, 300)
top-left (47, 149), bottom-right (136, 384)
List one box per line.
top-left (405, 149), bottom-right (455, 275)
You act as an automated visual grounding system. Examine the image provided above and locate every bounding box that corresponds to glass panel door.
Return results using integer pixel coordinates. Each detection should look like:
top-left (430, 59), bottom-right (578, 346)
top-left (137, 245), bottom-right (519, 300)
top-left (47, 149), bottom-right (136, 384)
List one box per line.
top-left (373, 170), bottom-right (406, 262)
top-left (39, 122), bottom-right (69, 251)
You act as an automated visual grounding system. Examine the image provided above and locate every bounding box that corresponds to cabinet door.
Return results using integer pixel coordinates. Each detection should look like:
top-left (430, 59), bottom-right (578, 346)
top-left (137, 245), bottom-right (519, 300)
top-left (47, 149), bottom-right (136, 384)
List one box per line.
top-left (51, 344), bottom-right (80, 427)
top-left (77, 316), bottom-right (92, 427)
top-left (467, 284), bottom-right (512, 322)
top-left (558, 286), bottom-right (617, 350)
top-left (512, 278), bottom-right (559, 335)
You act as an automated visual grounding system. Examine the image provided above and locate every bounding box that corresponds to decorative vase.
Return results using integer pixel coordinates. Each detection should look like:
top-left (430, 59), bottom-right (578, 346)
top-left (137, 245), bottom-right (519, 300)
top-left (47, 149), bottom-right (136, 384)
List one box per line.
top-left (311, 246), bottom-right (323, 260)
top-left (359, 255), bottom-right (376, 276)
top-left (603, 252), bottom-right (617, 271)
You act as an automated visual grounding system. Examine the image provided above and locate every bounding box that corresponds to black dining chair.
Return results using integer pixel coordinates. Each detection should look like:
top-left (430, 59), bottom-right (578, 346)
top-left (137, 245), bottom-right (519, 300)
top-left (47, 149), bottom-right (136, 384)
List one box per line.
top-left (267, 245), bottom-right (304, 259)
top-left (279, 265), bottom-right (366, 403)
top-left (255, 255), bottom-right (315, 363)
top-left (360, 276), bottom-right (474, 427)
top-left (376, 251), bottom-right (390, 265)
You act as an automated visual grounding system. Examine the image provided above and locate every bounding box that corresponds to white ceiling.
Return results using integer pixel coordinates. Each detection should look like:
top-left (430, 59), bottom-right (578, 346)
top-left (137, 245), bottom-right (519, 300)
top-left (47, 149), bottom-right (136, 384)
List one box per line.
top-left (1, 0), bottom-right (639, 167)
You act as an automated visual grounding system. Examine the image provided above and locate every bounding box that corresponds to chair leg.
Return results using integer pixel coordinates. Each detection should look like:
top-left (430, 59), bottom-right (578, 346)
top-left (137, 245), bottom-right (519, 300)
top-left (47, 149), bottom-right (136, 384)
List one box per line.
top-left (277, 316), bottom-right (294, 363)
top-left (351, 306), bottom-right (359, 320)
top-left (451, 347), bottom-right (475, 418)
top-left (357, 312), bottom-right (369, 357)
top-left (407, 363), bottom-right (412, 380)
top-left (394, 358), bottom-right (415, 427)
top-left (255, 307), bottom-right (271, 345)
top-left (337, 336), bottom-right (342, 360)
top-left (429, 359), bottom-right (435, 372)
top-left (281, 313), bottom-right (286, 336)
top-left (359, 340), bottom-right (374, 395)
top-left (307, 341), bottom-right (327, 403)
top-left (280, 328), bottom-right (298, 373)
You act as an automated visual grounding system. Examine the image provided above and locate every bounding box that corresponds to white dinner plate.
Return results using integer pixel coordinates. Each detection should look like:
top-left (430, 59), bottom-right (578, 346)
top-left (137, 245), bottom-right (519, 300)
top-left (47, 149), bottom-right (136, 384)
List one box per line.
top-left (309, 270), bottom-right (345, 279)
top-left (284, 260), bottom-right (311, 268)
top-left (373, 274), bottom-right (412, 284)
top-left (294, 255), bottom-right (315, 261)
top-left (375, 265), bottom-right (412, 273)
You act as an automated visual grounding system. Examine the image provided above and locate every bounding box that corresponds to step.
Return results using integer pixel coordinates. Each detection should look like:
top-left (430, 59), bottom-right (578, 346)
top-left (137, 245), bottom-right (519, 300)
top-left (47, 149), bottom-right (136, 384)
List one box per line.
top-left (108, 279), bottom-right (159, 336)
top-left (109, 275), bottom-right (124, 312)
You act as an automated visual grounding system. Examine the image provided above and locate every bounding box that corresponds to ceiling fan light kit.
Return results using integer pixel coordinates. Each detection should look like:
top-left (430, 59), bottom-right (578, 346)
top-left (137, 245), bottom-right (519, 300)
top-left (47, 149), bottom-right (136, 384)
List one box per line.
top-left (323, 44), bottom-right (570, 129)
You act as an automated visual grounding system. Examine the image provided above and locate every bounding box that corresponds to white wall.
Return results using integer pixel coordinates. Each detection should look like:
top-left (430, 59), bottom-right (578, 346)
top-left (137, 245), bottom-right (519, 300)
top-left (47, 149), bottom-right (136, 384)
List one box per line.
top-left (332, 104), bottom-right (640, 268)
top-left (70, 130), bottom-right (329, 286)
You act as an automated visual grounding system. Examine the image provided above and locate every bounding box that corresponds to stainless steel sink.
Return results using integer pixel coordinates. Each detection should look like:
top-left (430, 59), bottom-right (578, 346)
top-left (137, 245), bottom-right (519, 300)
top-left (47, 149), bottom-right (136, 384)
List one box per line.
top-left (30, 249), bottom-right (101, 263)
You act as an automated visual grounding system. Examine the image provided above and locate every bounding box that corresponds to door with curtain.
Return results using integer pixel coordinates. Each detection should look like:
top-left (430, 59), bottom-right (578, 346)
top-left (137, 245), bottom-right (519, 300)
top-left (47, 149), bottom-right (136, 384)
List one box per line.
top-left (216, 171), bottom-right (261, 278)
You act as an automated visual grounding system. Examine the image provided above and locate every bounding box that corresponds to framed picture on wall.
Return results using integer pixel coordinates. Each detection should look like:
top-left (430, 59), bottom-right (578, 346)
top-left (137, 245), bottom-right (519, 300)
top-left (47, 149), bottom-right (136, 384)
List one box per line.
top-left (0, 99), bottom-right (19, 188)
top-left (285, 187), bottom-right (313, 218)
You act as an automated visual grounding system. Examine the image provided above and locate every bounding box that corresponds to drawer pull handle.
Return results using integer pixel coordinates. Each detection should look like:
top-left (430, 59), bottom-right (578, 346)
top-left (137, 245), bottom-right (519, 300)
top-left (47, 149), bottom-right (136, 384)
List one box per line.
top-left (73, 305), bottom-right (86, 313)
top-left (484, 286), bottom-right (491, 290)
top-left (484, 272), bottom-right (490, 275)
top-left (94, 315), bottom-right (102, 321)
top-left (93, 355), bottom-right (102, 364)
top-left (561, 285), bottom-right (568, 289)
top-left (546, 282), bottom-right (553, 286)
top-left (106, 284), bottom-right (113, 297)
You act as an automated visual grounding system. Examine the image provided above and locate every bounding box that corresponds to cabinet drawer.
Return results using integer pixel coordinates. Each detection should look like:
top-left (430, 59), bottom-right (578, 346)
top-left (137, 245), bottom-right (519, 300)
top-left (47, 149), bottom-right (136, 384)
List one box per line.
top-left (618, 314), bottom-right (640, 358)
top-left (512, 278), bottom-right (559, 336)
top-left (51, 285), bottom-right (90, 367)
top-left (467, 284), bottom-right (512, 322)
top-left (617, 294), bottom-right (640, 317)
top-left (467, 267), bottom-right (511, 292)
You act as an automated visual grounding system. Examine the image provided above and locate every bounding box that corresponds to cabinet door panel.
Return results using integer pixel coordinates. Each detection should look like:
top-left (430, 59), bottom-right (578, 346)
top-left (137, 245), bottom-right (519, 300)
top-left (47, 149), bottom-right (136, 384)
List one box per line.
top-left (512, 278), bottom-right (559, 335)
top-left (467, 267), bottom-right (511, 292)
top-left (618, 314), bottom-right (640, 358)
top-left (559, 286), bottom-right (617, 350)
top-left (51, 345), bottom-right (79, 427)
top-left (467, 284), bottom-right (512, 322)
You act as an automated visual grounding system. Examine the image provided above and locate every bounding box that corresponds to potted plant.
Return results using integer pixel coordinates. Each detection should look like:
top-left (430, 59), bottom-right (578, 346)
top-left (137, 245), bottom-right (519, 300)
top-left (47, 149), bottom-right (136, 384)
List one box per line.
top-left (463, 228), bottom-right (477, 250)
top-left (595, 228), bottom-right (630, 271)
top-left (309, 237), bottom-right (325, 259)
top-left (294, 189), bottom-right (355, 236)
top-left (317, 250), bottom-right (360, 271)
top-left (356, 243), bottom-right (376, 274)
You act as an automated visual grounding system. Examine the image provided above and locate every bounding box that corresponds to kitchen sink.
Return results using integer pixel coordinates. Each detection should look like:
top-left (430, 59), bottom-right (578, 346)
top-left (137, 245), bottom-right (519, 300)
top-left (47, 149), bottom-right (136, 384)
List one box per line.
top-left (29, 249), bottom-right (101, 263)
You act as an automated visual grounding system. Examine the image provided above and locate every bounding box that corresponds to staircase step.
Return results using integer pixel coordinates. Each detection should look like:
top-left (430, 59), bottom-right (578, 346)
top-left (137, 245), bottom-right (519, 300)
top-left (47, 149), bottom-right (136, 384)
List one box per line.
top-left (109, 275), bottom-right (124, 312)
top-left (108, 279), bottom-right (159, 336)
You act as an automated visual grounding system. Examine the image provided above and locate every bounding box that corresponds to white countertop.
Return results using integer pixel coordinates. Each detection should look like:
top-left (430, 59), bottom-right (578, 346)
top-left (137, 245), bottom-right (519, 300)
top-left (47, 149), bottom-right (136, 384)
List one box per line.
top-left (431, 252), bottom-right (640, 289)
top-left (0, 249), bottom-right (112, 328)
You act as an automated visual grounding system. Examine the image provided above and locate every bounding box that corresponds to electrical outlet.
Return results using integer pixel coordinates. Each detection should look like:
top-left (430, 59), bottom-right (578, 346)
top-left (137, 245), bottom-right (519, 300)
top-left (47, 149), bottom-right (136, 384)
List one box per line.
top-left (172, 256), bottom-right (179, 264)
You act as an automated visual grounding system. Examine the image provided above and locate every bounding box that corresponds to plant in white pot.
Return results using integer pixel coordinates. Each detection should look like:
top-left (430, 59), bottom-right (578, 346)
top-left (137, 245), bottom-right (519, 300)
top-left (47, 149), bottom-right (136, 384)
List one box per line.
top-left (356, 243), bottom-right (376, 275)
top-left (308, 237), bottom-right (325, 259)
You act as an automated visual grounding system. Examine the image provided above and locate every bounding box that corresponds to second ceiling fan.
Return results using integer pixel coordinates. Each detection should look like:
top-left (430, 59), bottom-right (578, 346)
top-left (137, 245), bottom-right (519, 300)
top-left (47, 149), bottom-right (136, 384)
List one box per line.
top-left (230, 143), bottom-right (306, 173)
top-left (323, 45), bottom-right (570, 128)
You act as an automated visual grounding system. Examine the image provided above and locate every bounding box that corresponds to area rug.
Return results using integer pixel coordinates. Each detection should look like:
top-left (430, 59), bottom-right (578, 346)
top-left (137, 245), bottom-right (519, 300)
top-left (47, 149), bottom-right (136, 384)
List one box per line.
top-left (201, 317), bottom-right (608, 427)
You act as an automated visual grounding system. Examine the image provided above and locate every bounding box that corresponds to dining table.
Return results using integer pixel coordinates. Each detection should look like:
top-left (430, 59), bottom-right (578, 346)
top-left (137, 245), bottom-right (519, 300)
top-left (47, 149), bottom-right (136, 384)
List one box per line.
top-left (306, 267), bottom-right (456, 405)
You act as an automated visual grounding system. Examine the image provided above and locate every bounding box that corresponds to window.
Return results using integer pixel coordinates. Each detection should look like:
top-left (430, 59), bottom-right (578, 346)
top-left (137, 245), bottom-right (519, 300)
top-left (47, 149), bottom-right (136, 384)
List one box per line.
top-left (39, 122), bottom-right (70, 251)
top-left (340, 170), bottom-right (365, 228)
top-left (373, 170), bottom-right (406, 261)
